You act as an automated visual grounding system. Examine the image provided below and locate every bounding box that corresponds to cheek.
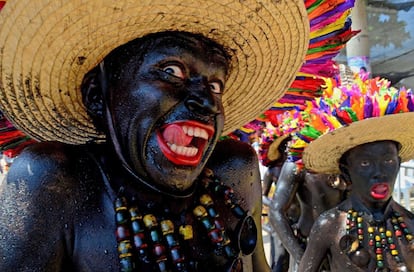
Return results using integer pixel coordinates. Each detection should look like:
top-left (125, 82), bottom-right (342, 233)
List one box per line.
top-left (349, 166), bottom-right (370, 180)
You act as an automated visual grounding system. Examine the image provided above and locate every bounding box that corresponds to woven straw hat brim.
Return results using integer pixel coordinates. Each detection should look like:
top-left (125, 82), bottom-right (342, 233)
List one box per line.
top-left (267, 134), bottom-right (290, 161)
top-left (0, 0), bottom-right (309, 144)
top-left (303, 112), bottom-right (414, 174)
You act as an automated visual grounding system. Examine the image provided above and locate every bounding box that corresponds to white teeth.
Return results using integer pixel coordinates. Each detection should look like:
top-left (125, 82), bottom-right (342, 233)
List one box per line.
top-left (199, 129), bottom-right (208, 140)
top-left (187, 126), bottom-right (194, 136)
top-left (168, 143), bottom-right (199, 157)
top-left (182, 125), bottom-right (209, 140)
top-left (194, 127), bottom-right (201, 137)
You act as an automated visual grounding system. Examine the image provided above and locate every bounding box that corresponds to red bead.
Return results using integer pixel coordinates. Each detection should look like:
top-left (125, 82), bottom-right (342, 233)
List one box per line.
top-left (208, 228), bottom-right (224, 243)
top-left (214, 219), bottom-right (225, 230)
top-left (153, 243), bottom-right (166, 258)
top-left (116, 226), bottom-right (130, 241)
top-left (133, 233), bottom-right (147, 249)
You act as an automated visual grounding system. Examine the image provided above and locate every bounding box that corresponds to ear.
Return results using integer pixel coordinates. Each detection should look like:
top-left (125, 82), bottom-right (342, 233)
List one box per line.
top-left (81, 66), bottom-right (104, 122)
top-left (339, 163), bottom-right (352, 185)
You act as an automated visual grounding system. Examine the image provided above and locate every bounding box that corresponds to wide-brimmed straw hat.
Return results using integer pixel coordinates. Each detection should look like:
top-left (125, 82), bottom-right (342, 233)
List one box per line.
top-left (300, 76), bottom-right (414, 174)
top-left (267, 134), bottom-right (290, 162)
top-left (304, 113), bottom-right (414, 174)
top-left (0, 0), bottom-right (309, 144)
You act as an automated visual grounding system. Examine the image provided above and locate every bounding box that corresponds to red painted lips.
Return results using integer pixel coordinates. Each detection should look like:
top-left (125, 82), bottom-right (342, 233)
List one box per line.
top-left (370, 183), bottom-right (390, 200)
top-left (156, 121), bottom-right (214, 166)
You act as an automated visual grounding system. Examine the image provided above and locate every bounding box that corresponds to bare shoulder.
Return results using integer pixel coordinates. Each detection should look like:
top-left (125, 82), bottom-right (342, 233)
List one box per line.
top-left (2, 141), bottom-right (104, 209)
top-left (312, 206), bottom-right (344, 234)
top-left (206, 139), bottom-right (260, 189)
top-left (205, 139), bottom-right (261, 214)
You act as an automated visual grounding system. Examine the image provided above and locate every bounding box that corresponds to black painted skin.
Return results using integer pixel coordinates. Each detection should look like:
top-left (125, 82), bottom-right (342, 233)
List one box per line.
top-left (0, 32), bottom-right (270, 272)
top-left (298, 141), bottom-right (414, 272)
top-left (268, 161), bottom-right (348, 271)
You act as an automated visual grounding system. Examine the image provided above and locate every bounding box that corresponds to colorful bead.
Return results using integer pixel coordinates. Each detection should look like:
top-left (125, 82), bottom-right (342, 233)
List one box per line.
top-left (345, 209), bottom-right (412, 270)
top-left (179, 225), bottom-right (193, 240)
top-left (113, 169), bottom-right (247, 271)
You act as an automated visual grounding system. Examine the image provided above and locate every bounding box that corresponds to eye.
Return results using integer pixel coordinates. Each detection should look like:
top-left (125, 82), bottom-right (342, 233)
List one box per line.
top-left (209, 82), bottom-right (223, 94)
top-left (360, 160), bottom-right (370, 167)
top-left (163, 65), bottom-right (185, 79)
top-left (385, 158), bottom-right (395, 164)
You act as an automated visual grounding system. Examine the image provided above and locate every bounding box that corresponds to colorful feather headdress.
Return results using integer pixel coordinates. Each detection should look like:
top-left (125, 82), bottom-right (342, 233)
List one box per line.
top-left (246, 0), bottom-right (359, 166)
top-left (293, 76), bottom-right (414, 174)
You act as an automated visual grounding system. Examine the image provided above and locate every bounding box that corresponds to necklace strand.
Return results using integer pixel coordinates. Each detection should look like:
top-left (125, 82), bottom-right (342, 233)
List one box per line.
top-left (114, 169), bottom-right (255, 272)
top-left (346, 209), bottom-right (413, 270)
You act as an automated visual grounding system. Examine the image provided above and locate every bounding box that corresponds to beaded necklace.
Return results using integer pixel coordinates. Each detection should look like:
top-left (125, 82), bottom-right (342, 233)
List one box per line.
top-left (345, 208), bottom-right (413, 271)
top-left (114, 168), bottom-right (257, 272)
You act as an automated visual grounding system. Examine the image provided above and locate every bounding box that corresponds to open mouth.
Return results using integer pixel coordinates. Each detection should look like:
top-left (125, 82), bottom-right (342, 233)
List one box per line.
top-left (370, 183), bottom-right (389, 200)
top-left (156, 121), bottom-right (214, 166)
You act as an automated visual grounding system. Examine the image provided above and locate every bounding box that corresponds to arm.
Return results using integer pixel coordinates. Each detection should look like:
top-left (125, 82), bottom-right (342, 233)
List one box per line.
top-left (268, 161), bottom-right (303, 263)
top-left (262, 168), bottom-right (273, 197)
top-left (0, 142), bottom-right (76, 271)
top-left (207, 139), bottom-right (271, 272)
top-left (297, 213), bottom-right (331, 272)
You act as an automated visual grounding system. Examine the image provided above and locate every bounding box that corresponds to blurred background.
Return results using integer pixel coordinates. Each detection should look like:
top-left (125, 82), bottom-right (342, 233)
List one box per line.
top-left (336, 0), bottom-right (414, 88)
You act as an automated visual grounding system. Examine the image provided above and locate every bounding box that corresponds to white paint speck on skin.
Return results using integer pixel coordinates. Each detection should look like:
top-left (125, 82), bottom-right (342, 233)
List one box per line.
top-left (27, 164), bottom-right (33, 176)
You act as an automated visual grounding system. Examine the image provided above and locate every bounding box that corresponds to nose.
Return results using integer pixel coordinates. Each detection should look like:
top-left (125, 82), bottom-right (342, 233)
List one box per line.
top-left (372, 162), bottom-right (387, 181)
top-left (184, 77), bottom-right (221, 116)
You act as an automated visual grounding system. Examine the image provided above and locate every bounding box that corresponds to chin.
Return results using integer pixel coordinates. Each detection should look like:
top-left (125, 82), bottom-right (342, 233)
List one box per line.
top-left (148, 164), bottom-right (201, 190)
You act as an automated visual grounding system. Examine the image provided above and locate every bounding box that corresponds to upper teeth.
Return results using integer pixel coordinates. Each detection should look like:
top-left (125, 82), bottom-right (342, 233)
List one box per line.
top-left (182, 125), bottom-right (209, 140)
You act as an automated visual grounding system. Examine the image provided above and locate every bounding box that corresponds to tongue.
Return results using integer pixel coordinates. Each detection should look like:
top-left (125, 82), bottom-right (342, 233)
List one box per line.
top-left (163, 124), bottom-right (193, 146)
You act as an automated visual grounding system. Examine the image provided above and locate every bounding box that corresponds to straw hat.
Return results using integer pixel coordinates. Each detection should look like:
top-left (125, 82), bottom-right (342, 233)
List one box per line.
top-left (300, 77), bottom-right (414, 174)
top-left (0, 0), bottom-right (309, 144)
top-left (303, 113), bottom-right (414, 174)
top-left (267, 134), bottom-right (290, 162)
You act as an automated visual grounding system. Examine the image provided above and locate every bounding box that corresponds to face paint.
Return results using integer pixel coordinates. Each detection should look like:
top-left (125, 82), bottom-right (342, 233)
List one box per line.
top-left (105, 32), bottom-right (229, 191)
top-left (343, 141), bottom-right (400, 206)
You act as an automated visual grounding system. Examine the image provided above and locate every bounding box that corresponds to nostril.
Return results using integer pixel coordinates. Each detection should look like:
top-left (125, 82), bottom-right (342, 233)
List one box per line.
top-left (185, 95), bottom-right (220, 115)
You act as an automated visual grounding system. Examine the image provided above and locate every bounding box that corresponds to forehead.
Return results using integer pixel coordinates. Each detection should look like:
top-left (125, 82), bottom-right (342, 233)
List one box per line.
top-left (148, 33), bottom-right (229, 65)
top-left (346, 141), bottom-right (399, 159)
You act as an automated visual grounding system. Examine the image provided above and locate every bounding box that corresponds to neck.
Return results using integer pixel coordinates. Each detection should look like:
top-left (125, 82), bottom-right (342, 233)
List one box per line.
top-left (348, 195), bottom-right (394, 223)
top-left (88, 142), bottom-right (197, 201)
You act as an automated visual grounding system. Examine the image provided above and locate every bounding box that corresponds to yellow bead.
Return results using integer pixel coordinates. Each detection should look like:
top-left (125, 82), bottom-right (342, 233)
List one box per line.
top-left (375, 235), bottom-right (381, 241)
top-left (200, 194), bottom-right (214, 206)
top-left (179, 225), bottom-right (193, 240)
top-left (368, 227), bottom-right (374, 233)
top-left (406, 234), bottom-right (413, 241)
top-left (160, 220), bottom-right (174, 235)
top-left (386, 230), bottom-right (392, 237)
top-left (193, 205), bottom-right (207, 218)
top-left (391, 249), bottom-right (399, 256)
top-left (143, 214), bottom-right (158, 228)
top-left (357, 217), bottom-right (363, 223)
top-left (376, 255), bottom-right (383, 261)
top-left (119, 252), bottom-right (133, 259)
top-left (379, 227), bottom-right (385, 233)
